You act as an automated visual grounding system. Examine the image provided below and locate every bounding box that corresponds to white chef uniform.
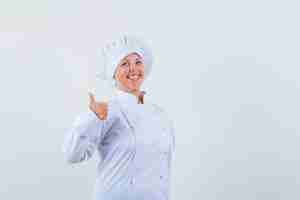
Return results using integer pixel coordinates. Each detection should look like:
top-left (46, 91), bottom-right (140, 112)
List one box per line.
top-left (62, 88), bottom-right (175, 200)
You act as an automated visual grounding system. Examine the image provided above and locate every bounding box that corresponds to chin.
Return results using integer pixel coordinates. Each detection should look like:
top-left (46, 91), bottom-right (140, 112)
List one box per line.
top-left (127, 87), bottom-right (140, 92)
top-left (125, 85), bottom-right (140, 92)
top-left (118, 80), bottom-right (142, 92)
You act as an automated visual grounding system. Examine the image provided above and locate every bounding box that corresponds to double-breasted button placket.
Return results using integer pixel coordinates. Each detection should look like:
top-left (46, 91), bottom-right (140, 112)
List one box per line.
top-left (63, 88), bottom-right (175, 200)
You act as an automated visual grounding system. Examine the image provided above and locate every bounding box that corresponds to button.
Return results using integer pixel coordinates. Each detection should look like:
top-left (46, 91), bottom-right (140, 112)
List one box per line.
top-left (160, 175), bottom-right (163, 179)
top-left (161, 152), bottom-right (168, 158)
top-left (79, 135), bottom-right (87, 139)
top-left (162, 127), bottom-right (167, 133)
top-left (130, 178), bottom-right (134, 185)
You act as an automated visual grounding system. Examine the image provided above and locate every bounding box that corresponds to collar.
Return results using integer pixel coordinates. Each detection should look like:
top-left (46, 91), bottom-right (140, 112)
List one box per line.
top-left (113, 88), bottom-right (141, 104)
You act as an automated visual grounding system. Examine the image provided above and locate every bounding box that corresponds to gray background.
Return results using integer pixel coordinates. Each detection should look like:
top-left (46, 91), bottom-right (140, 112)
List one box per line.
top-left (1, 0), bottom-right (300, 199)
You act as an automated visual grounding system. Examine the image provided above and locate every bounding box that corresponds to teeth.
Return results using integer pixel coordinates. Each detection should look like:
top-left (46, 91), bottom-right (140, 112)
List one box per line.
top-left (128, 75), bottom-right (139, 80)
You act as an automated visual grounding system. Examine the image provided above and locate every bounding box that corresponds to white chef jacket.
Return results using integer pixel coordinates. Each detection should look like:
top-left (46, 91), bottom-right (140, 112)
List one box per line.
top-left (62, 89), bottom-right (176, 200)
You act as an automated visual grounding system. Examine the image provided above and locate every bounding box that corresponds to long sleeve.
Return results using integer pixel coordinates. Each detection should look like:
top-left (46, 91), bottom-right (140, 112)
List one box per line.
top-left (62, 101), bottom-right (119, 164)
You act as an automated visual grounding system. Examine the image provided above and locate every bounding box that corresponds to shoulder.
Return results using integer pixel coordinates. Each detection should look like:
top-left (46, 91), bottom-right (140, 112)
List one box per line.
top-left (150, 102), bottom-right (175, 140)
top-left (148, 102), bottom-right (172, 122)
top-left (149, 102), bottom-right (165, 114)
top-left (106, 98), bottom-right (122, 119)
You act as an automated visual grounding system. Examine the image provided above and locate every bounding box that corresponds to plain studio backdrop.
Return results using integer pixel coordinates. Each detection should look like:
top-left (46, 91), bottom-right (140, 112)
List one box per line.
top-left (1, 0), bottom-right (300, 200)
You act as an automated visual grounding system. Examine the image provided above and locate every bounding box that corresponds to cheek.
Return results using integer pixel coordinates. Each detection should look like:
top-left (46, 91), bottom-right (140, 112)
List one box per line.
top-left (116, 69), bottom-right (127, 79)
top-left (140, 72), bottom-right (145, 78)
top-left (117, 71), bottom-right (130, 84)
top-left (140, 68), bottom-right (145, 77)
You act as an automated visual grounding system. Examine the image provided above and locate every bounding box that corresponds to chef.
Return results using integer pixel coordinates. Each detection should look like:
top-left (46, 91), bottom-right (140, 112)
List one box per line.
top-left (62, 33), bottom-right (176, 200)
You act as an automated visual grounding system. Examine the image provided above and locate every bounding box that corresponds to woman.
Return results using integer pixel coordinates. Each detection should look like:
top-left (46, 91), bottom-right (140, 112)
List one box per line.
top-left (62, 33), bottom-right (176, 200)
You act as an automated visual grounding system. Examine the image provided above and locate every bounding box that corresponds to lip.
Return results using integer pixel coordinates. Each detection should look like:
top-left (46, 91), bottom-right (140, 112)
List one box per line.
top-left (127, 74), bottom-right (141, 81)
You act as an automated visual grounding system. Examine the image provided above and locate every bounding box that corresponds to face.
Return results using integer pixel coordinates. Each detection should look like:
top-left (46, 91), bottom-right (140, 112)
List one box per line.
top-left (113, 52), bottom-right (145, 93)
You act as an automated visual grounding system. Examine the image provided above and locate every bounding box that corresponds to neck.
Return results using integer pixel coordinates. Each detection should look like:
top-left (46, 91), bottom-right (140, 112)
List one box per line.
top-left (116, 87), bottom-right (145, 104)
top-left (129, 89), bottom-right (140, 98)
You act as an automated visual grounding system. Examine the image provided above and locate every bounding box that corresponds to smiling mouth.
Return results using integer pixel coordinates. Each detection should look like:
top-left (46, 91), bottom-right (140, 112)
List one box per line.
top-left (127, 74), bottom-right (141, 81)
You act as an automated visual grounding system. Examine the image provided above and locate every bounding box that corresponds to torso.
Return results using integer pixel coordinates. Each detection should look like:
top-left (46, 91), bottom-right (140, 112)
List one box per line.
top-left (93, 90), bottom-right (174, 200)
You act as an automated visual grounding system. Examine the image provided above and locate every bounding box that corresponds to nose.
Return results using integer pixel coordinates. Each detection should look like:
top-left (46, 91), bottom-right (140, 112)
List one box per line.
top-left (128, 62), bottom-right (137, 73)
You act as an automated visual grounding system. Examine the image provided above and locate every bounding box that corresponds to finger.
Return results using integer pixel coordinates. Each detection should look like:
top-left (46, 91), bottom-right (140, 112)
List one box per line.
top-left (89, 102), bottom-right (96, 111)
top-left (88, 92), bottom-right (96, 104)
top-left (98, 101), bottom-right (108, 107)
top-left (101, 96), bottom-right (109, 103)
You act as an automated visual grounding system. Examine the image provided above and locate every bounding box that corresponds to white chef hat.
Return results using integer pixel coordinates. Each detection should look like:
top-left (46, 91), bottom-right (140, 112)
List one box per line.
top-left (98, 33), bottom-right (153, 87)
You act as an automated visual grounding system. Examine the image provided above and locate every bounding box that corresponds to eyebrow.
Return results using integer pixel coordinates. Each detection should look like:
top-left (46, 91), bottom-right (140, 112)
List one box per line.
top-left (121, 56), bottom-right (142, 63)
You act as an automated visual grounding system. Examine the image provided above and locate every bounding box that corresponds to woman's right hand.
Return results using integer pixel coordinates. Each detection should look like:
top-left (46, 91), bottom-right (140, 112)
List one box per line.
top-left (88, 92), bottom-right (108, 120)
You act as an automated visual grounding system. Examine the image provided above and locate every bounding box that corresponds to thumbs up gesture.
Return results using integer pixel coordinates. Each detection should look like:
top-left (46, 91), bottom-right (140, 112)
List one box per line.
top-left (88, 92), bottom-right (108, 120)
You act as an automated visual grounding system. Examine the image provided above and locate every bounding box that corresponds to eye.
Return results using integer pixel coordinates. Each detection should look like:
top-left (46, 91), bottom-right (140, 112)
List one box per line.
top-left (136, 61), bottom-right (142, 65)
top-left (121, 62), bottom-right (128, 67)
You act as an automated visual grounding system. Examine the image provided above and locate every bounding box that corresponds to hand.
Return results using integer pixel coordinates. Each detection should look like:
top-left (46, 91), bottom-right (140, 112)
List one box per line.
top-left (88, 92), bottom-right (108, 120)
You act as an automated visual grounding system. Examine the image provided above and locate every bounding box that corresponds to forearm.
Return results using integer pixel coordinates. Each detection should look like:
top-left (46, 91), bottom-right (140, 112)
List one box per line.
top-left (62, 110), bottom-right (103, 164)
